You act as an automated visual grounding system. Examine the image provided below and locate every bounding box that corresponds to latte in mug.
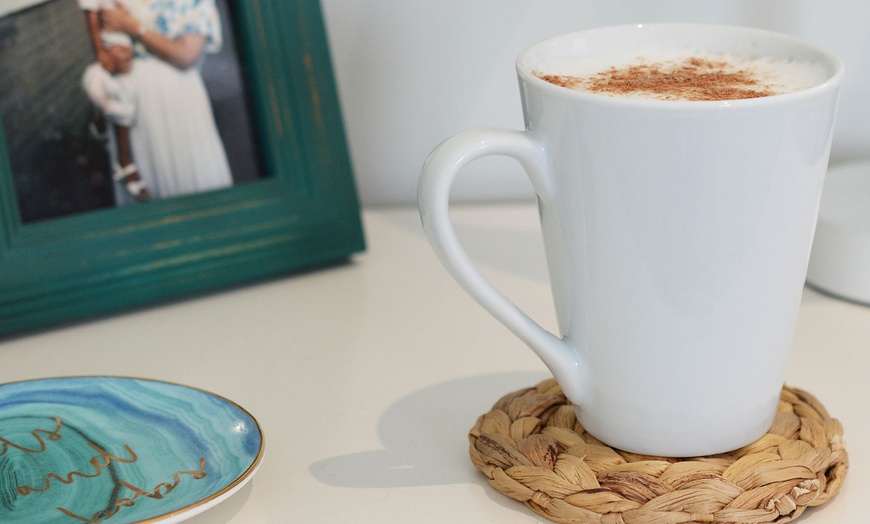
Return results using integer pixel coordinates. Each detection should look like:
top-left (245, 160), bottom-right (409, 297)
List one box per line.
top-left (420, 25), bottom-right (843, 456)
top-left (533, 47), bottom-right (830, 101)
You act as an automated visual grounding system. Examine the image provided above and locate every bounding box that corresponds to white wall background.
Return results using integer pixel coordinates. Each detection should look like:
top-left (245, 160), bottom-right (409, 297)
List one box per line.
top-left (0, 0), bottom-right (50, 18)
top-left (320, 1), bottom-right (870, 206)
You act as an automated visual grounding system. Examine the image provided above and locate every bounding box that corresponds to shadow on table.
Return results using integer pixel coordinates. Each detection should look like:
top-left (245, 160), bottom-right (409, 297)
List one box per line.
top-left (309, 371), bottom-right (549, 488)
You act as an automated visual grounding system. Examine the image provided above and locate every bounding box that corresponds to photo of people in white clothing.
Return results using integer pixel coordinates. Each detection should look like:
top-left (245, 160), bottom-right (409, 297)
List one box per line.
top-left (0, 0), bottom-right (264, 222)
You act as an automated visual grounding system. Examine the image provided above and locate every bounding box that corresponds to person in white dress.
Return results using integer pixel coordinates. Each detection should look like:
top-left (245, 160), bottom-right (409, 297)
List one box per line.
top-left (99, 0), bottom-right (233, 206)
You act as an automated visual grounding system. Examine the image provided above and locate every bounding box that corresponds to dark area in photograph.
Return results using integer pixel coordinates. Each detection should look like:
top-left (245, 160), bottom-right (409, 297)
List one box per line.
top-left (0, 0), bottom-right (265, 223)
top-left (204, 0), bottom-right (265, 187)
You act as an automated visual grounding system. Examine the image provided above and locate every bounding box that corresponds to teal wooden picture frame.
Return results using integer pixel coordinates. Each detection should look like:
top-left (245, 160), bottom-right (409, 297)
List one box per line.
top-left (0, 0), bottom-right (365, 337)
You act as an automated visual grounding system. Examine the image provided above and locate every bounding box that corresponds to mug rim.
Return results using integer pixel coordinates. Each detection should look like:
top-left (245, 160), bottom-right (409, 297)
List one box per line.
top-left (516, 23), bottom-right (845, 108)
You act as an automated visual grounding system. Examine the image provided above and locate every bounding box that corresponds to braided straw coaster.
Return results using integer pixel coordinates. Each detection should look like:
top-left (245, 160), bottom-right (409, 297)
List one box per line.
top-left (469, 378), bottom-right (847, 524)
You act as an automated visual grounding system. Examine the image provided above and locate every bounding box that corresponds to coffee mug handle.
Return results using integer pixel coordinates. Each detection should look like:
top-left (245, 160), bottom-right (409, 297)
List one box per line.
top-left (418, 129), bottom-right (586, 401)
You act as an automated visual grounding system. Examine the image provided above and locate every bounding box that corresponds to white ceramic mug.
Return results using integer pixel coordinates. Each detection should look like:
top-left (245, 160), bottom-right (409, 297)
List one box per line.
top-left (418, 24), bottom-right (843, 457)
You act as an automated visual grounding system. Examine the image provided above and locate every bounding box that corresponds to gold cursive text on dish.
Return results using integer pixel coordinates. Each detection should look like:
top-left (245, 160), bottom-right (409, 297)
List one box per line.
top-left (0, 417), bottom-right (63, 455)
top-left (56, 458), bottom-right (208, 523)
top-left (16, 442), bottom-right (138, 496)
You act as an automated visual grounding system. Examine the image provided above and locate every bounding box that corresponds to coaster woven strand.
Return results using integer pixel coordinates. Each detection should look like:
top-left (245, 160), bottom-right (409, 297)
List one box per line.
top-left (469, 379), bottom-right (848, 524)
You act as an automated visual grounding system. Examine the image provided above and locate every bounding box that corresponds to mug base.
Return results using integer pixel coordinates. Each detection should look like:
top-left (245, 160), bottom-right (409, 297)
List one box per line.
top-left (575, 406), bottom-right (776, 458)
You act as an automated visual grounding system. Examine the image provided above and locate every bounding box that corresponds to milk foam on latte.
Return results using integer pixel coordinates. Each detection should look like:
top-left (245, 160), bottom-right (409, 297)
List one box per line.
top-left (533, 47), bottom-right (830, 101)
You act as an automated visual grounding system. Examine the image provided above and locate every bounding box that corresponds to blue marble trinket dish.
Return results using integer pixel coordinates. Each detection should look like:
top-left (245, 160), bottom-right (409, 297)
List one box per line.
top-left (0, 376), bottom-right (264, 523)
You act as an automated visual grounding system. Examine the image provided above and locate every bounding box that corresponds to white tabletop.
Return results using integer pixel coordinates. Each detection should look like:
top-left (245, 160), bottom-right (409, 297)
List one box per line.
top-left (1, 204), bottom-right (867, 523)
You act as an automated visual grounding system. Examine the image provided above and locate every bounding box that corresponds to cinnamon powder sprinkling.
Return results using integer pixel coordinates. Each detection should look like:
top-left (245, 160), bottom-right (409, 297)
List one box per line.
top-left (536, 57), bottom-right (777, 101)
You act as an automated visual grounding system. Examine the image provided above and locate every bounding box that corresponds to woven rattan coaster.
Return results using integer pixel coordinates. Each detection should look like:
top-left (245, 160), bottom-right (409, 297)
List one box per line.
top-left (469, 378), bottom-right (847, 524)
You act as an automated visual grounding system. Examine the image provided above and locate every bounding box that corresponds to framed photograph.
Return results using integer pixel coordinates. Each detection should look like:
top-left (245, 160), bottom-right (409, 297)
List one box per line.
top-left (0, 0), bottom-right (365, 337)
